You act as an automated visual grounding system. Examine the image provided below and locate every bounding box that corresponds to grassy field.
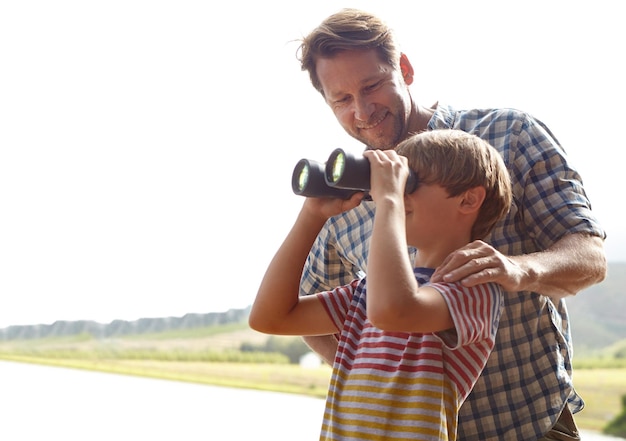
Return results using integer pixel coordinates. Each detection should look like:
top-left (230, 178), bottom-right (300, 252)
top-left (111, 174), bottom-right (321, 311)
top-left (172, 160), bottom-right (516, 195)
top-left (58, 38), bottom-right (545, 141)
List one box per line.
top-left (571, 368), bottom-right (626, 431)
top-left (2, 325), bottom-right (626, 433)
top-left (0, 354), bottom-right (333, 398)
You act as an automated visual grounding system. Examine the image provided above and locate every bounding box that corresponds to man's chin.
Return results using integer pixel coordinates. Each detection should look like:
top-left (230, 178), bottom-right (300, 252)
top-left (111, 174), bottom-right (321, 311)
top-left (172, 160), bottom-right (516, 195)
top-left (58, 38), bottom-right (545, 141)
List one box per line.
top-left (358, 135), bottom-right (395, 151)
top-left (366, 140), bottom-right (396, 151)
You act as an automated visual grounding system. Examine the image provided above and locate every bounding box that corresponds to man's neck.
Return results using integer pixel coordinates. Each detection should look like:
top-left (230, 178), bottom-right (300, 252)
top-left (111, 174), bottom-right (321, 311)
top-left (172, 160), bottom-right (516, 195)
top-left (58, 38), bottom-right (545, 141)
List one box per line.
top-left (407, 102), bottom-right (437, 136)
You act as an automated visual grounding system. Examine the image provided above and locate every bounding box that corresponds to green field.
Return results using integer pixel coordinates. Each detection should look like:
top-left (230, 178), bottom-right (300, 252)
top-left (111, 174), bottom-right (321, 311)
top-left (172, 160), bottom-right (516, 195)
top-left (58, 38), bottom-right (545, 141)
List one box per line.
top-left (571, 368), bottom-right (626, 431)
top-left (2, 325), bottom-right (626, 433)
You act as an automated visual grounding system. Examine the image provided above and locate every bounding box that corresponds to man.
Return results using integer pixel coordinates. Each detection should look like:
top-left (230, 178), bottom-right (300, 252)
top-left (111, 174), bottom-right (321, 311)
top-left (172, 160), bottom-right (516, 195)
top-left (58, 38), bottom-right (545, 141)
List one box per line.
top-left (296, 8), bottom-right (607, 440)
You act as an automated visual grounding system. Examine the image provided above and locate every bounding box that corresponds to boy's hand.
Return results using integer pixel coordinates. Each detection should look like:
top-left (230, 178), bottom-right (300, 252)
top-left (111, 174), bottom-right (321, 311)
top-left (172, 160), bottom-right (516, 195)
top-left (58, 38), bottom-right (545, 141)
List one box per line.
top-left (363, 149), bottom-right (410, 202)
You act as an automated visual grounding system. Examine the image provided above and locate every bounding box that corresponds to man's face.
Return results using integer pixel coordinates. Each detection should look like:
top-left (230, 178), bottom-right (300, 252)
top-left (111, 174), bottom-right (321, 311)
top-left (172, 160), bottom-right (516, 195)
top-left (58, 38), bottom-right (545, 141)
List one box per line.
top-left (316, 49), bottom-right (412, 150)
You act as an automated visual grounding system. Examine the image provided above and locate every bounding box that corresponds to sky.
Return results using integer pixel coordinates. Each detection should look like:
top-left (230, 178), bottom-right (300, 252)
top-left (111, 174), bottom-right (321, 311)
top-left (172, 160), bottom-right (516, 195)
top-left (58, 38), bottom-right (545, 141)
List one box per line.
top-left (1, 0), bottom-right (624, 328)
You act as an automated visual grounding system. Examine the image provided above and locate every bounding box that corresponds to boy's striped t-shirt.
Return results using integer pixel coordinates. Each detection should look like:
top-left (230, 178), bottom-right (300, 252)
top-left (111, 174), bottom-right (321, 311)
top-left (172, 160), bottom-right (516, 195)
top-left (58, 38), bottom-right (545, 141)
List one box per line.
top-left (316, 268), bottom-right (503, 441)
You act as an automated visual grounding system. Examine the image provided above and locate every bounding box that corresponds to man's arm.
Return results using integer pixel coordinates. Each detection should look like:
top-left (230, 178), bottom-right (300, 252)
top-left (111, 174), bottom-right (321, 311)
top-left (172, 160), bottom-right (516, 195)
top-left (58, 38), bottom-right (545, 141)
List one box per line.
top-left (302, 335), bottom-right (339, 365)
top-left (430, 233), bottom-right (606, 300)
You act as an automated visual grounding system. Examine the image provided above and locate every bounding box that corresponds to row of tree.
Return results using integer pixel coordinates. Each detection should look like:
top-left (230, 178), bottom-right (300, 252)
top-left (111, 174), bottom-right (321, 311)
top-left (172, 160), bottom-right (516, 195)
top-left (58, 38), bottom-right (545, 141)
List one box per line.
top-left (0, 307), bottom-right (250, 340)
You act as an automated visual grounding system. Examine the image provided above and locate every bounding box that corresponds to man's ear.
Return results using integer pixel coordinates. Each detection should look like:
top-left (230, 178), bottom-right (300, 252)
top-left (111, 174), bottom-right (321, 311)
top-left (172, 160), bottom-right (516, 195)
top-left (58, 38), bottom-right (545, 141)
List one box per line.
top-left (459, 187), bottom-right (486, 214)
top-left (399, 53), bottom-right (414, 85)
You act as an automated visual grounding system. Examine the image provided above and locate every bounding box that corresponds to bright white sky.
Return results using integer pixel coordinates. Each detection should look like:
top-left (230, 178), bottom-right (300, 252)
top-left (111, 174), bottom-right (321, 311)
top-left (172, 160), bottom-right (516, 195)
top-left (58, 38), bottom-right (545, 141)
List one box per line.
top-left (1, 1), bottom-right (624, 328)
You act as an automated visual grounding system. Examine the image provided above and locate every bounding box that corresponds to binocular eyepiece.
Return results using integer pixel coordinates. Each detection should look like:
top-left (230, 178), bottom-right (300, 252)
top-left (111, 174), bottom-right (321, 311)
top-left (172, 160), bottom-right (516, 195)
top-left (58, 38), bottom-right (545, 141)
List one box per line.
top-left (292, 148), bottom-right (418, 199)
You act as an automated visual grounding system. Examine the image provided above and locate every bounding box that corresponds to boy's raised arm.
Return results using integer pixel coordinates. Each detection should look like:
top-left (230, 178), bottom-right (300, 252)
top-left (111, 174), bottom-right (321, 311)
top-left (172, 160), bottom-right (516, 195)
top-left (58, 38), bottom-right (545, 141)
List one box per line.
top-left (364, 150), bottom-right (453, 333)
top-left (249, 195), bottom-right (362, 336)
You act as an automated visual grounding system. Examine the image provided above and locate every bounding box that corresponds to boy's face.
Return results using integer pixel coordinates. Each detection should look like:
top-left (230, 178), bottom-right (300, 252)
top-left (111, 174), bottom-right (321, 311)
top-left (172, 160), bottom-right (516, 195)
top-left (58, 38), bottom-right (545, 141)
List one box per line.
top-left (404, 183), bottom-right (461, 249)
top-left (315, 49), bottom-right (412, 150)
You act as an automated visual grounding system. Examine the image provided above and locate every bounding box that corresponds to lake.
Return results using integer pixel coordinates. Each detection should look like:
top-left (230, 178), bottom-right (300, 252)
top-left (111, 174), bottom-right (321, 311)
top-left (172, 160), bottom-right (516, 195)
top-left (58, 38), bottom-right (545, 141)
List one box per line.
top-left (0, 361), bottom-right (622, 440)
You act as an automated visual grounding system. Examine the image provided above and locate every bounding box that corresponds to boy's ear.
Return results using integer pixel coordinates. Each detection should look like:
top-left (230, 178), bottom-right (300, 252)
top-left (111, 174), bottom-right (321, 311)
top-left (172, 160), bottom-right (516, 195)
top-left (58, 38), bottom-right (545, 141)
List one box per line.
top-left (459, 187), bottom-right (486, 214)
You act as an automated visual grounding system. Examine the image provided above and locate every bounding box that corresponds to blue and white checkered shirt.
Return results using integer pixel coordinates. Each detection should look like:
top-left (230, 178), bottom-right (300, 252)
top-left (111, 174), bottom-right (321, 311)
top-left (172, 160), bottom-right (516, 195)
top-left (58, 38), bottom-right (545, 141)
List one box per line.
top-left (299, 104), bottom-right (606, 440)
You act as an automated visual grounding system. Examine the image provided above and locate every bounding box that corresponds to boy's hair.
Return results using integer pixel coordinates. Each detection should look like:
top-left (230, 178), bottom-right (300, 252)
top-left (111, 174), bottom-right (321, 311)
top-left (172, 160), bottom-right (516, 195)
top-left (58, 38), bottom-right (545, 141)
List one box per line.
top-left (297, 8), bottom-right (399, 96)
top-left (396, 130), bottom-right (512, 241)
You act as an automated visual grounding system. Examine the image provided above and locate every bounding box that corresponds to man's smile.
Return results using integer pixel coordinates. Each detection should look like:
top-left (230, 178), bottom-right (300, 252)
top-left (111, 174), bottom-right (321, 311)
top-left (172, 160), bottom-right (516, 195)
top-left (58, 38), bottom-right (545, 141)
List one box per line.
top-left (356, 110), bottom-right (388, 130)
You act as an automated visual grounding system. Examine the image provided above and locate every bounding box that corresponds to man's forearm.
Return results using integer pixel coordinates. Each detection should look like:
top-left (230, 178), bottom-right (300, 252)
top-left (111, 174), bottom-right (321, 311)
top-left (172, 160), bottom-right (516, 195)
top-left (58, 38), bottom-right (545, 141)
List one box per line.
top-left (513, 234), bottom-right (606, 300)
top-left (302, 335), bottom-right (338, 365)
top-left (431, 233), bottom-right (607, 300)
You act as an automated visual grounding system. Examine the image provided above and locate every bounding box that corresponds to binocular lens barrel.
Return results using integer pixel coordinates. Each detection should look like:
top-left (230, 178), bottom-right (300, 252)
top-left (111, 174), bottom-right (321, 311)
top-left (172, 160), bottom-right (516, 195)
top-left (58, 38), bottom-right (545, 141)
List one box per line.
top-left (326, 148), bottom-right (371, 190)
top-left (291, 158), bottom-right (356, 199)
top-left (292, 148), bottom-right (418, 198)
top-left (295, 159), bottom-right (311, 192)
top-left (329, 151), bottom-right (346, 184)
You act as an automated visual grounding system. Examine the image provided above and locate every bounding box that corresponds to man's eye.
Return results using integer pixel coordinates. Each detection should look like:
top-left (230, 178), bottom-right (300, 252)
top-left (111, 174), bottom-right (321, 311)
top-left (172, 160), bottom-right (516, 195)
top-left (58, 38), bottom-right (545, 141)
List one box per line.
top-left (365, 82), bottom-right (381, 93)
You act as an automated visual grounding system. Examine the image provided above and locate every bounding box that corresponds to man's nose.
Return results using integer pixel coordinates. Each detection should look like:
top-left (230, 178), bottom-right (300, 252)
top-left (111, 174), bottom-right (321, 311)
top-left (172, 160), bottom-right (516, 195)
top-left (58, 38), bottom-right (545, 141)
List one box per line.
top-left (354, 96), bottom-right (374, 123)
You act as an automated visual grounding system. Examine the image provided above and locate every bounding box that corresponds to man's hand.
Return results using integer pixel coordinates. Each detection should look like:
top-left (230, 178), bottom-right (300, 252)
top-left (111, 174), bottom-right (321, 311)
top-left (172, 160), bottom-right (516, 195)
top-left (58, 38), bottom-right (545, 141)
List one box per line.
top-left (301, 191), bottom-right (365, 222)
top-left (430, 234), bottom-right (606, 299)
top-left (430, 240), bottom-right (528, 292)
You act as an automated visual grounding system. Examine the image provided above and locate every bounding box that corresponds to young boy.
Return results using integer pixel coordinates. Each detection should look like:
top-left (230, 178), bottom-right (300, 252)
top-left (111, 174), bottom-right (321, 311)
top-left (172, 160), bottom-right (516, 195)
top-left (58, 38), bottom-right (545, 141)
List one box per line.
top-left (249, 129), bottom-right (512, 441)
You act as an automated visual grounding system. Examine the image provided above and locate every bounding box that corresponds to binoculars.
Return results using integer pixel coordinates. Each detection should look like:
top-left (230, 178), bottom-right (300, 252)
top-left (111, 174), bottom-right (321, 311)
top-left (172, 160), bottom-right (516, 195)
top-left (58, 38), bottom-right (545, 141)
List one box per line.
top-left (292, 148), bottom-right (418, 199)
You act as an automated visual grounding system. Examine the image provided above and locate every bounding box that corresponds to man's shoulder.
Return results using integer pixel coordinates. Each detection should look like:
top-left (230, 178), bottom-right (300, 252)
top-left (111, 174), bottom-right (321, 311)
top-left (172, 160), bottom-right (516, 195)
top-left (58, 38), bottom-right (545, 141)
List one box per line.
top-left (431, 104), bottom-right (548, 149)
top-left (433, 104), bottom-right (532, 129)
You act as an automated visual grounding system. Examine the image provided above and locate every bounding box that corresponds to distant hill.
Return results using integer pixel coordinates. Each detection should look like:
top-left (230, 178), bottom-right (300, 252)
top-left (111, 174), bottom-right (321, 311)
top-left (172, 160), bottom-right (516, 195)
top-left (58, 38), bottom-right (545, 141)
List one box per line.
top-left (0, 307), bottom-right (251, 341)
top-left (1, 263), bottom-right (624, 355)
top-left (567, 262), bottom-right (626, 355)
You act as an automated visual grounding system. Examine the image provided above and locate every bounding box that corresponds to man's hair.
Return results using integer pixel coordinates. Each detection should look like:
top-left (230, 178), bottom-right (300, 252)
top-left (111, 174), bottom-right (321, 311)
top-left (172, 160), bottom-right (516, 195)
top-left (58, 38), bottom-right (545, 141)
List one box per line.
top-left (297, 8), bottom-right (400, 96)
top-left (396, 130), bottom-right (512, 241)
